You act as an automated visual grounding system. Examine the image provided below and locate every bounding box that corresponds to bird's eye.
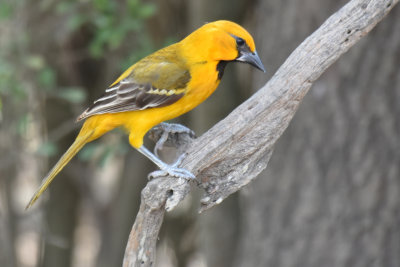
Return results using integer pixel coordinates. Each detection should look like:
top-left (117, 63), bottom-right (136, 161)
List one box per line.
top-left (236, 37), bottom-right (245, 47)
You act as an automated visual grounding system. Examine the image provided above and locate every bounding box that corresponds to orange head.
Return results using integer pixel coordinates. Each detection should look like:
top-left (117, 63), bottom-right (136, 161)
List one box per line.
top-left (180, 20), bottom-right (265, 73)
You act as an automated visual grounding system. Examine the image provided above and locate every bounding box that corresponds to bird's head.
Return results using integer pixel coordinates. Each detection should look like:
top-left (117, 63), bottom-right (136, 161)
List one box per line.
top-left (181, 20), bottom-right (265, 73)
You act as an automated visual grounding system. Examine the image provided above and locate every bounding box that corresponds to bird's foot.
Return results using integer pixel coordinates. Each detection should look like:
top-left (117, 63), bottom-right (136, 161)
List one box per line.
top-left (148, 153), bottom-right (195, 180)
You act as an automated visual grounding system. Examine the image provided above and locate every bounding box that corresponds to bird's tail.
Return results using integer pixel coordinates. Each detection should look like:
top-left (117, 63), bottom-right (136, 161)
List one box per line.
top-left (25, 129), bottom-right (95, 209)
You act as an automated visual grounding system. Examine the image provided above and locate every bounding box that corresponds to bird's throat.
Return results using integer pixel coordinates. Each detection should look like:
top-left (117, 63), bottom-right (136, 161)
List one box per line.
top-left (216, 60), bottom-right (229, 80)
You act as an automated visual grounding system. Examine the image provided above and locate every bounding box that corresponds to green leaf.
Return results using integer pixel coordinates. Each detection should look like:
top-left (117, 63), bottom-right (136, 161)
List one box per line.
top-left (127, 0), bottom-right (139, 11)
top-left (93, 0), bottom-right (115, 12)
top-left (17, 114), bottom-right (28, 136)
top-left (78, 143), bottom-right (97, 161)
top-left (26, 55), bottom-right (45, 70)
top-left (67, 15), bottom-right (86, 31)
top-left (109, 27), bottom-right (126, 49)
top-left (36, 142), bottom-right (58, 157)
top-left (0, 2), bottom-right (14, 20)
top-left (38, 67), bottom-right (56, 89)
top-left (99, 146), bottom-right (113, 167)
top-left (0, 97), bottom-right (3, 122)
top-left (55, 2), bottom-right (73, 14)
top-left (138, 4), bottom-right (156, 18)
top-left (58, 87), bottom-right (87, 104)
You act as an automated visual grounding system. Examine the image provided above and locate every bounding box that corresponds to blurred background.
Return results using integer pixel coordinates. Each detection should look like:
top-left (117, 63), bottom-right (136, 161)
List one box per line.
top-left (0, 0), bottom-right (399, 266)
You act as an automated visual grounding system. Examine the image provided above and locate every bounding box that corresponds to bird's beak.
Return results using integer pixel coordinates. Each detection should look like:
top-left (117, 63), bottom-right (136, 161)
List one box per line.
top-left (236, 50), bottom-right (266, 73)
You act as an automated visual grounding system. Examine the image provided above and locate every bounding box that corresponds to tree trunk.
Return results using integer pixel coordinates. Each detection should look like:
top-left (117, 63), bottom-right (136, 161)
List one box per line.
top-left (235, 1), bottom-right (400, 267)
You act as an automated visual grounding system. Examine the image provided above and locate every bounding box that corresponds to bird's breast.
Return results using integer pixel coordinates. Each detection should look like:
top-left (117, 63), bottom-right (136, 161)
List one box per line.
top-left (186, 61), bottom-right (221, 100)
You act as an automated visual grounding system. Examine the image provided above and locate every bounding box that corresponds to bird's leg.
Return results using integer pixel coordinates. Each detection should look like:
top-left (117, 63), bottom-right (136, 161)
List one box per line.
top-left (148, 122), bottom-right (196, 157)
top-left (153, 130), bottom-right (169, 158)
top-left (137, 146), bottom-right (195, 180)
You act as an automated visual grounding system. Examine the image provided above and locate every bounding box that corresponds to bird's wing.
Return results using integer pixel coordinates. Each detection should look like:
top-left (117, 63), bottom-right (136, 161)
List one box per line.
top-left (77, 60), bottom-right (190, 121)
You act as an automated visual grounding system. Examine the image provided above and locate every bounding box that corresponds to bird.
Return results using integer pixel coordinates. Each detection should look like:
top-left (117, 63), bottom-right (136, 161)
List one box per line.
top-left (26, 20), bottom-right (265, 209)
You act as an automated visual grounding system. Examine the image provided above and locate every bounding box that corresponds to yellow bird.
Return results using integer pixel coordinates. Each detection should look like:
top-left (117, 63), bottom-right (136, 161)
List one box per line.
top-left (26, 20), bottom-right (265, 209)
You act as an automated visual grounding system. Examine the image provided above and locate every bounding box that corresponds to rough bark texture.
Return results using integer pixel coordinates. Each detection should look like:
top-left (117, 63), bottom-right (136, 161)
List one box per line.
top-left (122, 0), bottom-right (399, 266)
top-left (235, 1), bottom-right (400, 267)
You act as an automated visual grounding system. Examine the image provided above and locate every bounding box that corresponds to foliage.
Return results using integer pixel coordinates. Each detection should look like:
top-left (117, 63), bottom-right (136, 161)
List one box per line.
top-left (55, 0), bottom-right (156, 62)
top-left (0, 0), bottom-right (157, 159)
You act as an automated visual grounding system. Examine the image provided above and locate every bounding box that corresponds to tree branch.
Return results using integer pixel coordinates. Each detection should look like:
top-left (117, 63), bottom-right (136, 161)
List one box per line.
top-left (122, 0), bottom-right (399, 266)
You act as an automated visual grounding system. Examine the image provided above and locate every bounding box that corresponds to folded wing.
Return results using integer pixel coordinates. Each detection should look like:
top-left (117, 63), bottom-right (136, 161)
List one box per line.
top-left (77, 60), bottom-right (190, 121)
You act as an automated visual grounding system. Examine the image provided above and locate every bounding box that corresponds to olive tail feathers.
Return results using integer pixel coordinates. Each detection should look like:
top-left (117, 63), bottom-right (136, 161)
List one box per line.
top-left (25, 130), bottom-right (94, 209)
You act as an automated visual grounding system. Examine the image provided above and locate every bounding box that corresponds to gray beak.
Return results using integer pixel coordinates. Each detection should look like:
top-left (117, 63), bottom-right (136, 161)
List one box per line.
top-left (236, 50), bottom-right (266, 73)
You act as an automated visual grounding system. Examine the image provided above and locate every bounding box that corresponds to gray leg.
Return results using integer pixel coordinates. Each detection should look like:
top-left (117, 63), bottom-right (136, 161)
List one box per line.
top-left (154, 130), bottom-right (169, 158)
